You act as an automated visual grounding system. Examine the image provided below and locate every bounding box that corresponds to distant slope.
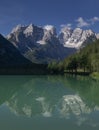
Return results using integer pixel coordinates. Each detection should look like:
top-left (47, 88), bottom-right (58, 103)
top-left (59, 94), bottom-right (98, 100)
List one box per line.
top-left (0, 34), bottom-right (32, 67)
top-left (0, 34), bottom-right (47, 74)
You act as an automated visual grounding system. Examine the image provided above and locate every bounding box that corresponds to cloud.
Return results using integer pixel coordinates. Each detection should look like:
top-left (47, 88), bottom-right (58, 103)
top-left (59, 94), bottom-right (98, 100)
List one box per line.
top-left (89, 17), bottom-right (99, 24)
top-left (60, 23), bottom-right (72, 28)
top-left (61, 16), bottom-right (99, 29)
top-left (76, 17), bottom-right (90, 27)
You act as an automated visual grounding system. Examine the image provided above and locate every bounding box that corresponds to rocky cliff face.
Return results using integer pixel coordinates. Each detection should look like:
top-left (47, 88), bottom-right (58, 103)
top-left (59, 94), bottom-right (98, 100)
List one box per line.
top-left (96, 33), bottom-right (99, 39)
top-left (7, 24), bottom-right (98, 63)
top-left (59, 27), bottom-right (97, 49)
top-left (7, 24), bottom-right (75, 63)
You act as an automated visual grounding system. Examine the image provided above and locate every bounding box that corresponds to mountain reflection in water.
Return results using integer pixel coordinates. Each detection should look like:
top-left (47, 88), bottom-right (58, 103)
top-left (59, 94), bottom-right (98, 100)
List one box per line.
top-left (0, 75), bottom-right (99, 129)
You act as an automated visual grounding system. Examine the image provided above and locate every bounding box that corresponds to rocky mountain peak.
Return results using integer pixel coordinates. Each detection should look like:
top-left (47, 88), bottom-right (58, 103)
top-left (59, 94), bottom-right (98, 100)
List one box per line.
top-left (44, 25), bottom-right (57, 36)
top-left (23, 24), bottom-right (34, 36)
top-left (96, 33), bottom-right (99, 39)
top-left (7, 23), bottom-right (98, 63)
top-left (11, 24), bottom-right (27, 34)
top-left (59, 27), bottom-right (97, 49)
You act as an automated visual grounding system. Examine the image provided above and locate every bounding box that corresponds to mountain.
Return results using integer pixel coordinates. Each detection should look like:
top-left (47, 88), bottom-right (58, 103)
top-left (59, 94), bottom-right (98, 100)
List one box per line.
top-left (7, 24), bottom-right (76, 63)
top-left (0, 34), bottom-right (47, 74)
top-left (7, 24), bottom-right (44, 53)
top-left (96, 33), bottom-right (99, 39)
top-left (0, 34), bottom-right (31, 67)
top-left (59, 27), bottom-right (97, 49)
top-left (7, 24), bottom-right (98, 63)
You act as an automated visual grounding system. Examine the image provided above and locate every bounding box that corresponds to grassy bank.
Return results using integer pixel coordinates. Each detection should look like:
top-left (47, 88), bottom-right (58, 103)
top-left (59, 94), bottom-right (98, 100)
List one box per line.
top-left (90, 72), bottom-right (99, 80)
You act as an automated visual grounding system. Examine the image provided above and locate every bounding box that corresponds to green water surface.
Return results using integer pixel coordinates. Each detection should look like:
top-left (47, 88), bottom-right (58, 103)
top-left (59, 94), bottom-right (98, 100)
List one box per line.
top-left (0, 75), bottom-right (99, 130)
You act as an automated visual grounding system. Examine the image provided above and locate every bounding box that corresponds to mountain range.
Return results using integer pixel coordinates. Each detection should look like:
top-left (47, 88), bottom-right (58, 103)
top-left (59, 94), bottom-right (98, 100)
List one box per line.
top-left (59, 27), bottom-right (97, 48)
top-left (0, 23), bottom-right (99, 71)
top-left (7, 24), bottom-right (99, 64)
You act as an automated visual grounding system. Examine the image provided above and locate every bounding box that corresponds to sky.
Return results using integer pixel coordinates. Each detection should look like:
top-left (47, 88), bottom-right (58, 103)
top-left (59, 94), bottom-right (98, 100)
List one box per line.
top-left (0, 0), bottom-right (99, 35)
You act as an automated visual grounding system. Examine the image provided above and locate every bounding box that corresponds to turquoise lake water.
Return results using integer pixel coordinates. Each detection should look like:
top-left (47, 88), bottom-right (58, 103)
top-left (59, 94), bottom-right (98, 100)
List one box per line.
top-left (0, 75), bottom-right (99, 130)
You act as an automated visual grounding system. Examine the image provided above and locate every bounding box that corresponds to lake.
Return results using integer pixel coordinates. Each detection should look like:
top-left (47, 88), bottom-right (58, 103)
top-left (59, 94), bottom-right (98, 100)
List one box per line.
top-left (0, 75), bottom-right (99, 130)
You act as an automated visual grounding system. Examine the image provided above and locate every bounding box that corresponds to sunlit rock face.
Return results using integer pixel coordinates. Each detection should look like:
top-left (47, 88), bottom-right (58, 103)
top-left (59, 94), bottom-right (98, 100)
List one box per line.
top-left (59, 27), bottom-right (97, 49)
top-left (7, 24), bottom-right (98, 63)
top-left (9, 24), bottom-right (99, 63)
top-left (96, 33), bottom-right (99, 39)
top-left (7, 24), bottom-right (76, 63)
top-left (8, 25), bottom-right (97, 51)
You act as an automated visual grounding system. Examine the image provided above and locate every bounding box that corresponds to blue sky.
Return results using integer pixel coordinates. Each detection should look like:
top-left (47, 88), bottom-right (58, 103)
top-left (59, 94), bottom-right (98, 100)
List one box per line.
top-left (0, 0), bottom-right (99, 35)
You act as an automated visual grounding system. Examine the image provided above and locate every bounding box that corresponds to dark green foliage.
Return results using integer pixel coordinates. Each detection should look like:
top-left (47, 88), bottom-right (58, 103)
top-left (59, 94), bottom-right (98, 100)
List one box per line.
top-left (48, 40), bottom-right (99, 74)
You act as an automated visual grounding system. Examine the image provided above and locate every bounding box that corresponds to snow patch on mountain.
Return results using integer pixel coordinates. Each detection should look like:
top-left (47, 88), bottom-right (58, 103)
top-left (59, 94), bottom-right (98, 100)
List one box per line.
top-left (96, 33), bottom-right (99, 39)
top-left (23, 24), bottom-right (34, 36)
top-left (37, 40), bottom-right (46, 45)
top-left (59, 27), bottom-right (97, 49)
top-left (7, 23), bottom-right (99, 63)
top-left (44, 25), bottom-right (57, 36)
top-left (44, 25), bottom-right (54, 31)
top-left (11, 24), bottom-right (27, 33)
